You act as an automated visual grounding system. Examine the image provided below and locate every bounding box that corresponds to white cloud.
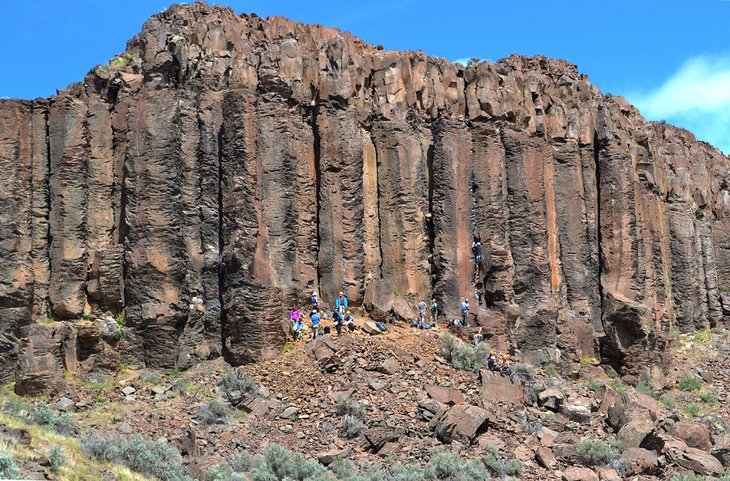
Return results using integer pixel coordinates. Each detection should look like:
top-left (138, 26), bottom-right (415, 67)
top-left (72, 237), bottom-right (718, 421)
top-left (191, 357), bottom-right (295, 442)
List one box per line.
top-left (628, 54), bottom-right (730, 154)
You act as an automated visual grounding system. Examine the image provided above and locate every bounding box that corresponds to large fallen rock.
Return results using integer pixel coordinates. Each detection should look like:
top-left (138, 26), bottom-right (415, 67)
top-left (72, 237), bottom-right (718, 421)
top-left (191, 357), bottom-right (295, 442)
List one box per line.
top-left (672, 422), bottom-right (713, 453)
top-left (425, 384), bottom-right (465, 405)
top-left (622, 447), bottom-right (659, 475)
top-left (479, 370), bottom-right (524, 404)
top-left (643, 432), bottom-right (723, 476)
top-left (537, 387), bottom-right (565, 411)
top-left (434, 403), bottom-right (493, 445)
top-left (562, 466), bottom-right (599, 481)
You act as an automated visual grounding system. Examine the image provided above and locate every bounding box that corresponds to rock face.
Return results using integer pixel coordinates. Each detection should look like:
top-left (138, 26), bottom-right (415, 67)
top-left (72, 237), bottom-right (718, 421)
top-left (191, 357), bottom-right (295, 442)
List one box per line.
top-left (1, 3), bottom-right (730, 379)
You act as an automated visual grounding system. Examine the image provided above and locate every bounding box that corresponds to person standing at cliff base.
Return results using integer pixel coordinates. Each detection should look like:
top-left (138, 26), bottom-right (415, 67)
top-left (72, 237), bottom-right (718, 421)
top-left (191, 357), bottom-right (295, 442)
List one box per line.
top-left (333, 308), bottom-right (343, 336)
top-left (336, 291), bottom-right (348, 315)
top-left (310, 309), bottom-right (321, 340)
top-left (460, 298), bottom-right (470, 326)
top-left (418, 299), bottom-right (427, 323)
top-left (311, 292), bottom-right (319, 310)
top-left (430, 299), bottom-right (439, 321)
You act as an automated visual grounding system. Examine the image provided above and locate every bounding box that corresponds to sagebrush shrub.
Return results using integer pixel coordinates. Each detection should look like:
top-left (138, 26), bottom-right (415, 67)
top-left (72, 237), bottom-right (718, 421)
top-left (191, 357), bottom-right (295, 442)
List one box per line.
top-left (576, 438), bottom-right (622, 466)
top-left (513, 363), bottom-right (535, 380)
top-left (29, 402), bottom-right (74, 434)
top-left (340, 414), bottom-right (366, 439)
top-left (679, 374), bottom-right (703, 392)
top-left (425, 452), bottom-right (489, 481)
top-left (335, 395), bottom-right (367, 421)
top-left (252, 444), bottom-right (331, 481)
top-left (81, 433), bottom-right (193, 481)
top-left (440, 334), bottom-right (490, 373)
top-left (201, 400), bottom-right (229, 425)
top-left (218, 370), bottom-right (257, 404)
top-left (0, 453), bottom-right (20, 479)
top-left (48, 446), bottom-right (66, 472)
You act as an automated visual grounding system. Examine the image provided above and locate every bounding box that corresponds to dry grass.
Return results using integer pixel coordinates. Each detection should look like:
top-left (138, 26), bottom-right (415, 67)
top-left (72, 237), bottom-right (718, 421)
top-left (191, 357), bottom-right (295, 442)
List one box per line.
top-left (0, 412), bottom-right (154, 481)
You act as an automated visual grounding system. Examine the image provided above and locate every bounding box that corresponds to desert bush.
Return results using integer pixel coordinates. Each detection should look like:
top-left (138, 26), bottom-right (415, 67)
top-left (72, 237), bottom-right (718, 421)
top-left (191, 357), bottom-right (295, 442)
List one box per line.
top-left (587, 378), bottom-right (604, 392)
top-left (543, 363), bottom-right (559, 378)
top-left (29, 402), bottom-right (73, 434)
top-left (609, 380), bottom-right (628, 395)
top-left (251, 444), bottom-right (331, 481)
top-left (513, 363), bottom-right (535, 381)
top-left (635, 382), bottom-right (656, 398)
top-left (670, 474), bottom-right (707, 481)
top-left (48, 446), bottom-right (66, 472)
top-left (683, 404), bottom-right (702, 418)
top-left (205, 463), bottom-right (231, 481)
top-left (218, 370), bottom-right (257, 404)
top-left (0, 453), bottom-right (20, 479)
top-left (482, 445), bottom-right (523, 477)
top-left (140, 371), bottom-right (162, 385)
top-left (679, 374), bottom-right (703, 392)
top-left (340, 414), bottom-right (366, 439)
top-left (660, 395), bottom-right (676, 410)
top-left (440, 334), bottom-right (489, 373)
top-left (81, 433), bottom-right (193, 481)
top-left (425, 452), bottom-right (489, 481)
top-left (201, 400), bottom-right (229, 425)
top-left (576, 438), bottom-right (622, 466)
top-left (335, 395), bottom-right (367, 421)
top-left (700, 391), bottom-right (718, 406)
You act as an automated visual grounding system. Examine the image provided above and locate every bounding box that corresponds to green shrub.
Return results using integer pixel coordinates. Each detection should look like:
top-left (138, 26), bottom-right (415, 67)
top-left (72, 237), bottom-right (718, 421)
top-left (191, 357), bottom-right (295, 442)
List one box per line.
top-left (140, 371), bottom-right (162, 385)
top-left (425, 452), bottom-right (488, 481)
top-left (683, 404), bottom-right (702, 418)
top-left (201, 400), bottom-right (229, 425)
top-left (576, 438), bottom-right (622, 466)
top-left (700, 391), bottom-right (718, 406)
top-left (206, 463), bottom-right (231, 481)
top-left (251, 444), bottom-right (331, 481)
top-left (81, 433), bottom-right (193, 481)
top-left (0, 453), bottom-right (20, 479)
top-left (48, 446), bottom-right (66, 472)
top-left (660, 395), bottom-right (676, 410)
top-left (440, 334), bottom-right (489, 373)
top-left (543, 363), bottom-right (559, 378)
top-left (115, 311), bottom-right (126, 327)
top-left (609, 379), bottom-right (628, 395)
top-left (340, 414), bottom-right (366, 439)
top-left (335, 395), bottom-right (367, 421)
top-left (29, 402), bottom-right (73, 434)
top-left (587, 378), bottom-right (604, 392)
top-left (481, 445), bottom-right (523, 477)
top-left (218, 370), bottom-right (257, 404)
top-left (679, 374), bottom-right (703, 392)
top-left (670, 474), bottom-right (707, 481)
top-left (635, 382), bottom-right (655, 398)
top-left (513, 363), bottom-right (535, 380)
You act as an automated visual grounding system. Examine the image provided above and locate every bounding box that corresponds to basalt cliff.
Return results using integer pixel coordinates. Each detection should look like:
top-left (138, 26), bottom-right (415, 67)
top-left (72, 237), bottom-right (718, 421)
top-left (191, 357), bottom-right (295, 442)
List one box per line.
top-left (2, 3), bottom-right (729, 392)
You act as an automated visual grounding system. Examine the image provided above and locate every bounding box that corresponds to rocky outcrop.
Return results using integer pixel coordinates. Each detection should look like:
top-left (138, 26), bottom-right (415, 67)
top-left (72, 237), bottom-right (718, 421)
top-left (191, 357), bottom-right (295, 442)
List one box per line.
top-left (1, 3), bottom-right (729, 380)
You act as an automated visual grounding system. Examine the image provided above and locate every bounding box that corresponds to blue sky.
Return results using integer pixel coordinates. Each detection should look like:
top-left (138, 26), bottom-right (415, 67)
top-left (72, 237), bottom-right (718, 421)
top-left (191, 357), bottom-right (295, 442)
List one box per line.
top-left (1, 0), bottom-right (728, 153)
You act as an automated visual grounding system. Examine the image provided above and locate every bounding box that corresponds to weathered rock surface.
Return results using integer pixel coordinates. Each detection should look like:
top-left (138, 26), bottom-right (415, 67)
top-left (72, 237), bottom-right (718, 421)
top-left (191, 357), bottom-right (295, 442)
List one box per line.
top-left (1, 2), bottom-right (730, 380)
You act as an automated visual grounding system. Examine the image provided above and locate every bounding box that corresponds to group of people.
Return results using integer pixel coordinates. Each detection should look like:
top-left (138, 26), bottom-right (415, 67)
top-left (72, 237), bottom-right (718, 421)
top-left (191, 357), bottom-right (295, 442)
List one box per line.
top-left (487, 350), bottom-right (512, 378)
top-left (290, 291), bottom-right (356, 341)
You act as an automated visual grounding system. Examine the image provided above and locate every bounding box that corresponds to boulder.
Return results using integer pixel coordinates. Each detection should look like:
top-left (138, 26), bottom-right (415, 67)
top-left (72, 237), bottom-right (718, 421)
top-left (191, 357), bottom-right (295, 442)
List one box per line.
top-left (537, 387), bottom-right (565, 411)
top-left (670, 446), bottom-right (724, 476)
top-left (562, 466), bottom-right (599, 481)
top-left (672, 422), bottom-right (713, 452)
top-left (377, 356), bottom-right (400, 375)
top-left (362, 321), bottom-right (383, 336)
top-left (617, 415), bottom-right (656, 448)
top-left (561, 396), bottom-right (592, 423)
top-left (55, 397), bottom-right (74, 412)
top-left (536, 446), bottom-right (557, 469)
top-left (596, 468), bottom-right (622, 481)
top-left (363, 279), bottom-right (394, 322)
top-left (479, 370), bottom-right (524, 404)
top-left (308, 336), bottom-right (338, 360)
top-left (606, 391), bottom-right (657, 432)
top-left (425, 384), bottom-right (465, 405)
top-left (364, 427), bottom-right (399, 453)
top-left (434, 403), bottom-right (493, 444)
top-left (317, 447), bottom-right (350, 465)
top-left (622, 447), bottom-right (659, 475)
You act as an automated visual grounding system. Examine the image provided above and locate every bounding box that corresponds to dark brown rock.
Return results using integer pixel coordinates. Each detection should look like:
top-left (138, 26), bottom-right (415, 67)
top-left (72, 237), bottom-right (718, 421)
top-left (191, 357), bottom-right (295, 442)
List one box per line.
top-left (434, 403), bottom-right (493, 444)
top-left (2, 3), bottom-right (730, 381)
top-left (672, 422), bottom-right (713, 452)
